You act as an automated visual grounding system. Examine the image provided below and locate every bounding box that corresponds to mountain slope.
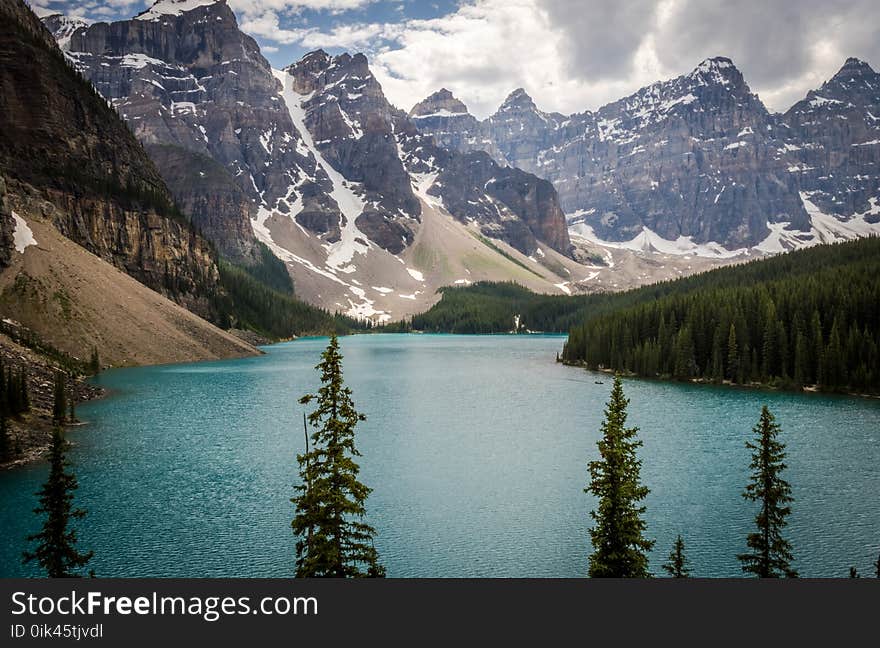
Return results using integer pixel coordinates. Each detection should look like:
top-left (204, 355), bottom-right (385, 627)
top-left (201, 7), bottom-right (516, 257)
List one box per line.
top-left (780, 57), bottom-right (880, 232)
top-left (0, 209), bottom-right (255, 366)
top-left (45, 1), bottom-right (585, 320)
top-left (0, 0), bottom-right (225, 320)
top-left (55, 0), bottom-right (303, 266)
top-left (413, 57), bottom-right (880, 254)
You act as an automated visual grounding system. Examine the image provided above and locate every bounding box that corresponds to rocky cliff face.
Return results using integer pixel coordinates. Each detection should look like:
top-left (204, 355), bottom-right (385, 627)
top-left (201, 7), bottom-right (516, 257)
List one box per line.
top-left (144, 144), bottom-right (259, 263)
top-left (50, 0), bottom-right (308, 265)
top-left (781, 57), bottom-right (880, 224)
top-left (46, 0), bottom-right (575, 262)
top-left (409, 89), bottom-right (485, 155)
top-left (1, 0), bottom-right (224, 319)
top-left (413, 57), bottom-right (880, 251)
top-left (425, 151), bottom-right (571, 256)
top-left (0, 176), bottom-right (14, 269)
top-left (284, 50), bottom-right (421, 254)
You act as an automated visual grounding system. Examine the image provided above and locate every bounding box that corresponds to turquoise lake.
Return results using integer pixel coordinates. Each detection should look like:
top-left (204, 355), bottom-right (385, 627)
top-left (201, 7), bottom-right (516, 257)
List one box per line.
top-left (1, 334), bottom-right (878, 577)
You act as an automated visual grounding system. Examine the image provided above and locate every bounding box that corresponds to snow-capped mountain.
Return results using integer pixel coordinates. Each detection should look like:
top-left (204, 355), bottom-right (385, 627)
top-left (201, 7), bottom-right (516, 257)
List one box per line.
top-left (413, 57), bottom-right (880, 255)
top-left (778, 57), bottom-right (880, 244)
top-left (44, 0), bottom-right (583, 320)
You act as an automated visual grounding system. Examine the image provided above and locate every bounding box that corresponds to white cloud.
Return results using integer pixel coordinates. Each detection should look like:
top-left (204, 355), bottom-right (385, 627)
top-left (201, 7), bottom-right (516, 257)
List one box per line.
top-left (309, 0), bottom-right (671, 117)
top-left (254, 0), bottom-right (880, 118)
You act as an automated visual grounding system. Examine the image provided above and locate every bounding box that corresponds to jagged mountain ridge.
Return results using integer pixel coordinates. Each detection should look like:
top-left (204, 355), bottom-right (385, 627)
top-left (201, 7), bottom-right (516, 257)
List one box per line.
top-left (44, 0), bottom-right (579, 321)
top-left (412, 57), bottom-right (880, 253)
top-left (781, 57), bottom-right (880, 234)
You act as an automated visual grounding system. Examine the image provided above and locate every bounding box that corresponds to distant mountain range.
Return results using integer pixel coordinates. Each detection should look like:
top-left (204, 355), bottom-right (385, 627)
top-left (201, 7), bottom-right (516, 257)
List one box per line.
top-left (37, 0), bottom-right (880, 321)
top-left (411, 57), bottom-right (880, 254)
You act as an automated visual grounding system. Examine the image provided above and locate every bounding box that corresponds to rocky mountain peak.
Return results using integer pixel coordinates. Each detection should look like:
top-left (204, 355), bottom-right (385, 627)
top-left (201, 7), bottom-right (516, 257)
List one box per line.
top-left (837, 56), bottom-right (875, 76)
top-left (40, 14), bottom-right (88, 50)
top-left (409, 88), bottom-right (470, 118)
top-left (687, 56), bottom-right (745, 90)
top-left (822, 57), bottom-right (879, 99)
top-left (287, 49), bottom-right (376, 96)
top-left (499, 87), bottom-right (538, 112)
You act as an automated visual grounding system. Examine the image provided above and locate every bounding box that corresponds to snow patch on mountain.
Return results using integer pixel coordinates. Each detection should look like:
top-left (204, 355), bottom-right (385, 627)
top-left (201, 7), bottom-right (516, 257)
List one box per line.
top-left (136, 0), bottom-right (217, 21)
top-left (273, 68), bottom-right (369, 272)
top-left (570, 222), bottom-right (747, 259)
top-left (11, 212), bottom-right (37, 253)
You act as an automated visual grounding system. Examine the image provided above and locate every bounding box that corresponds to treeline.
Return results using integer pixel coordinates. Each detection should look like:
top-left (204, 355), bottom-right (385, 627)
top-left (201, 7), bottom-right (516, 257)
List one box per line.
top-left (242, 243), bottom-right (295, 295)
top-left (0, 357), bottom-right (30, 463)
top-left (563, 237), bottom-right (880, 394)
top-left (402, 282), bottom-right (600, 333)
top-left (213, 261), bottom-right (364, 339)
top-left (0, 357), bottom-right (29, 418)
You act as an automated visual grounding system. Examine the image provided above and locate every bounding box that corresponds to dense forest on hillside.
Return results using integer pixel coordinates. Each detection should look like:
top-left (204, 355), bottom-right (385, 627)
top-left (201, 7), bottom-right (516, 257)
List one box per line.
top-left (399, 282), bottom-right (598, 333)
top-left (214, 261), bottom-right (361, 338)
top-left (562, 237), bottom-right (880, 394)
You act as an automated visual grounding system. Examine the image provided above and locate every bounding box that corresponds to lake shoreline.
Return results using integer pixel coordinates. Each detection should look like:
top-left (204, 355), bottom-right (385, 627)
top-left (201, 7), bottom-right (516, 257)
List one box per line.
top-left (3, 333), bottom-right (878, 577)
top-left (560, 359), bottom-right (880, 400)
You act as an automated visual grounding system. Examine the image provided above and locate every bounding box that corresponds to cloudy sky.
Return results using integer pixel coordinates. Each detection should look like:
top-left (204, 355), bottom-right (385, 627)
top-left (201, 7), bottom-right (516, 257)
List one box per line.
top-left (30, 0), bottom-right (880, 118)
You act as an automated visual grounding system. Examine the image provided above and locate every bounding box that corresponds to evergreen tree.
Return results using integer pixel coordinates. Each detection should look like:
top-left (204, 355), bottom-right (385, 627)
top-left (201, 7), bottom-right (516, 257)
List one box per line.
top-left (710, 325), bottom-right (724, 382)
top-left (52, 372), bottom-right (67, 425)
top-left (291, 335), bottom-right (384, 578)
top-left (726, 323), bottom-right (739, 382)
top-left (661, 534), bottom-right (690, 578)
top-left (737, 406), bottom-right (797, 578)
top-left (673, 326), bottom-right (697, 379)
top-left (22, 428), bottom-right (93, 577)
top-left (586, 376), bottom-right (654, 577)
top-left (793, 331), bottom-right (808, 385)
top-left (89, 348), bottom-right (100, 375)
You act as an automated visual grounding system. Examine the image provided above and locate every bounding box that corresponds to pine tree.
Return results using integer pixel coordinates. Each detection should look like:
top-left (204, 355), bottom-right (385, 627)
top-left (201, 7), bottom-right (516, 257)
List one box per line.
top-left (587, 376), bottom-right (654, 577)
top-left (737, 406), bottom-right (797, 578)
top-left (89, 348), bottom-right (100, 375)
top-left (661, 534), bottom-right (690, 578)
top-left (52, 372), bottom-right (67, 425)
top-left (726, 323), bottom-right (739, 382)
top-left (22, 428), bottom-right (93, 577)
top-left (673, 326), bottom-right (697, 379)
top-left (291, 335), bottom-right (384, 578)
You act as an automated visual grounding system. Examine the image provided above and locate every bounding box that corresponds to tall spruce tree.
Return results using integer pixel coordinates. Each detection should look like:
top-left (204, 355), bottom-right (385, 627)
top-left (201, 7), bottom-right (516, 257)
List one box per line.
top-left (661, 534), bottom-right (690, 578)
top-left (52, 372), bottom-right (67, 425)
top-left (586, 376), bottom-right (654, 577)
top-left (291, 335), bottom-right (384, 578)
top-left (726, 324), bottom-right (739, 382)
top-left (89, 348), bottom-right (100, 375)
top-left (23, 428), bottom-right (93, 577)
top-left (737, 406), bottom-right (797, 577)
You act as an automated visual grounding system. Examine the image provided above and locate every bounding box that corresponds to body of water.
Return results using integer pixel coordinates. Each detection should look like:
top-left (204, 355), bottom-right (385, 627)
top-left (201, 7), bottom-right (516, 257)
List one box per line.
top-left (1, 334), bottom-right (878, 577)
